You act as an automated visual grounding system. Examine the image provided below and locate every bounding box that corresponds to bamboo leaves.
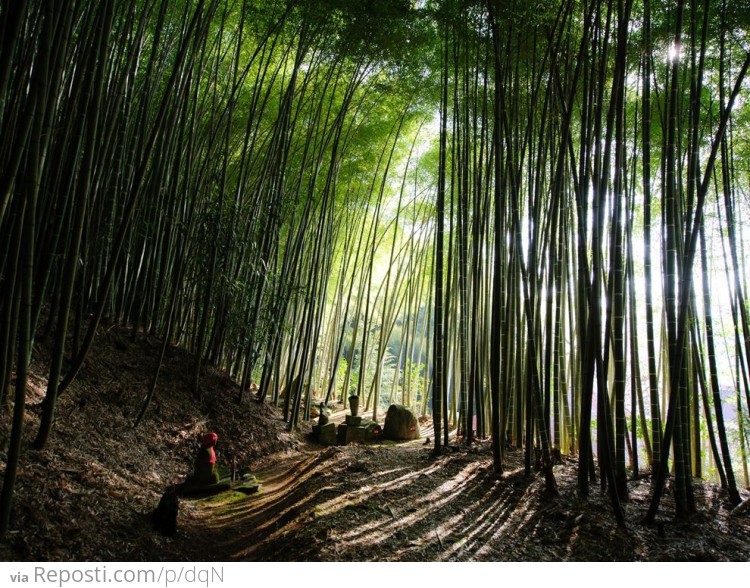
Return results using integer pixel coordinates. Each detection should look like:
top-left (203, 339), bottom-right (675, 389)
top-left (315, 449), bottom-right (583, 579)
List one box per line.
top-left (2, 0), bottom-right (750, 537)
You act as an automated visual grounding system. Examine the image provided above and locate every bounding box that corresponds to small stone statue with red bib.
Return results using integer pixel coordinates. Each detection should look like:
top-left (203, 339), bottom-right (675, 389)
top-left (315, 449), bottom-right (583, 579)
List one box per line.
top-left (193, 432), bottom-right (220, 485)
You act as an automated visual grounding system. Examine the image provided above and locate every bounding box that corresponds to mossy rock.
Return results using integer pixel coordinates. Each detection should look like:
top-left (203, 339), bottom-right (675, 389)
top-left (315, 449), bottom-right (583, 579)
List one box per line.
top-left (177, 477), bottom-right (232, 497)
top-left (234, 482), bottom-right (261, 495)
top-left (382, 404), bottom-right (421, 441)
top-left (177, 463), bottom-right (261, 498)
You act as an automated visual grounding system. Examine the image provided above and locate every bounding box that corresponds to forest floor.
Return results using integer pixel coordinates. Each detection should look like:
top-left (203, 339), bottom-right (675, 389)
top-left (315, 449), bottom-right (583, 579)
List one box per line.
top-left (1, 325), bottom-right (750, 562)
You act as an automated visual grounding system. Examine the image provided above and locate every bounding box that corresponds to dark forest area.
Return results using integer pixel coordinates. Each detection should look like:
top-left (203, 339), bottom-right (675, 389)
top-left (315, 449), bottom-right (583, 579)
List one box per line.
top-left (2, 0), bottom-right (750, 562)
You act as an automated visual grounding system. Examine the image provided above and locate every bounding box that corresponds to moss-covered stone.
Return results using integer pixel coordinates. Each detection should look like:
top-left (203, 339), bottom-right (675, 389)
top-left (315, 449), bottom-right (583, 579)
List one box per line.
top-left (178, 477), bottom-right (231, 497)
top-left (383, 404), bottom-right (420, 441)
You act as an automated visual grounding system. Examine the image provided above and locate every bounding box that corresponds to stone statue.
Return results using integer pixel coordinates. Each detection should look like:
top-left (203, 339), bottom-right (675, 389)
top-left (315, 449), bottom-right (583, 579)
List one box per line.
top-left (193, 432), bottom-right (220, 485)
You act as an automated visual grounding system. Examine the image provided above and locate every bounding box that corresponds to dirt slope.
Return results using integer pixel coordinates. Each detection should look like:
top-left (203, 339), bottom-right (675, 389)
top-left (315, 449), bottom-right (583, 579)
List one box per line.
top-left (0, 326), bottom-right (297, 561)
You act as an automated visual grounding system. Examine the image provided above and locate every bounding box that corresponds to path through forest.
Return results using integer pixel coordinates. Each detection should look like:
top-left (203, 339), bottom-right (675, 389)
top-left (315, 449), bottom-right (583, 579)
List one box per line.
top-left (2, 326), bottom-right (749, 562)
top-left (167, 439), bottom-right (750, 562)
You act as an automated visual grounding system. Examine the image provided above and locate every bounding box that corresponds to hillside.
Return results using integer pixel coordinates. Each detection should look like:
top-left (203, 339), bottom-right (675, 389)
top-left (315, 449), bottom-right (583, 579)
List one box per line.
top-left (0, 326), bottom-right (298, 561)
top-left (1, 328), bottom-right (750, 561)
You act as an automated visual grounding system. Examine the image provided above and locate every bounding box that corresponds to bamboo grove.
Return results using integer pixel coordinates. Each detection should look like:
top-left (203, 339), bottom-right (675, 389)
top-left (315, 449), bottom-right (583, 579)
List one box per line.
top-left (1, 0), bottom-right (750, 536)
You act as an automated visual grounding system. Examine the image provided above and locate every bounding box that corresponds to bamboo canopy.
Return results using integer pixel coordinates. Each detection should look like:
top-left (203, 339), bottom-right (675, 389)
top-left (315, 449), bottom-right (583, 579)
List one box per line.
top-left (2, 0), bottom-right (750, 534)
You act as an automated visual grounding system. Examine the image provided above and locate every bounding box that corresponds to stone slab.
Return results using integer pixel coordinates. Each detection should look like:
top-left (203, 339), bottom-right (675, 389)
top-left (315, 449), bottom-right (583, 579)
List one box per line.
top-left (337, 424), bottom-right (348, 445)
top-left (346, 425), bottom-right (366, 444)
top-left (317, 422), bottom-right (337, 446)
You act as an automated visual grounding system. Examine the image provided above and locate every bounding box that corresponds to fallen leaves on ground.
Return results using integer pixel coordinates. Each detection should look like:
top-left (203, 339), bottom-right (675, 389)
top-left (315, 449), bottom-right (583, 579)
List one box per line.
top-left (1, 326), bottom-right (749, 562)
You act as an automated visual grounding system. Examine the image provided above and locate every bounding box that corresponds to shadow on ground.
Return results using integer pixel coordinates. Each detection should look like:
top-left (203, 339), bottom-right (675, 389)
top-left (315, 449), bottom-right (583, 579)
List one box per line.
top-left (165, 440), bottom-right (750, 562)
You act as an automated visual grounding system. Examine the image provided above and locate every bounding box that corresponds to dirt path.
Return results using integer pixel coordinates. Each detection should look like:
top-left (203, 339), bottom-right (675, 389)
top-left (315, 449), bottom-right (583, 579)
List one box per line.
top-left (171, 442), bottom-right (524, 561)
top-left (163, 440), bottom-right (750, 562)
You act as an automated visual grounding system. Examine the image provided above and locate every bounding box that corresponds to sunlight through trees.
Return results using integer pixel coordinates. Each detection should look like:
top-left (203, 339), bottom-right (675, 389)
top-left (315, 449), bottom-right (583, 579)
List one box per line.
top-left (1, 0), bottom-right (750, 534)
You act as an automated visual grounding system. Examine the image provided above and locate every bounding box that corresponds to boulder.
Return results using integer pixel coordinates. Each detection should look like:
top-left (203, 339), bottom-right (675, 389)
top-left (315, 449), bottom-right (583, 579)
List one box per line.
top-left (383, 404), bottom-right (421, 441)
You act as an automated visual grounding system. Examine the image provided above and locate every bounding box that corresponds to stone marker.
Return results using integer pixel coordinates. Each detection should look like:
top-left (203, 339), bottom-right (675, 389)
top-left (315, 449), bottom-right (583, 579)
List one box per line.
top-left (193, 432), bottom-right (220, 485)
top-left (313, 421), bottom-right (338, 446)
top-left (345, 414), bottom-right (362, 426)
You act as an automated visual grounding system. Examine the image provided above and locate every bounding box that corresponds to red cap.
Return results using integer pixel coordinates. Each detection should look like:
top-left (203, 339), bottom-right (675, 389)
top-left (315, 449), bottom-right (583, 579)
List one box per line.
top-left (202, 432), bottom-right (218, 447)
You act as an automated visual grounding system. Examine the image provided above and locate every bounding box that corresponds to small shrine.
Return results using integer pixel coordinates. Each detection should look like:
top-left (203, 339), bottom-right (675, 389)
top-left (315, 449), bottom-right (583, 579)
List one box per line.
top-left (312, 402), bottom-right (337, 445)
top-left (178, 432), bottom-right (260, 496)
top-left (312, 395), bottom-right (382, 446)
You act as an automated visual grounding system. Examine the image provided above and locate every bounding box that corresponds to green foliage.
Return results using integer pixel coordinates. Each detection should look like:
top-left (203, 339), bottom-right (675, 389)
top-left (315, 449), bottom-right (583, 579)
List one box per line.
top-left (5, 0), bottom-right (750, 529)
top-left (335, 356), bottom-right (349, 394)
top-left (306, 0), bottom-right (435, 67)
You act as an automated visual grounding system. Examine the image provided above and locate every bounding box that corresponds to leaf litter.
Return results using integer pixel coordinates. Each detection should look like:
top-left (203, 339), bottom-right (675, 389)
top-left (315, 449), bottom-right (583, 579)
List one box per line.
top-left (1, 326), bottom-right (749, 562)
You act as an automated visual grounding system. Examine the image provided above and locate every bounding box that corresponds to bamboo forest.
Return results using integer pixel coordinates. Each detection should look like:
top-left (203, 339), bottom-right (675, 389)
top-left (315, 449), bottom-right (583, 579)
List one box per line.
top-left (2, 0), bottom-right (750, 563)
